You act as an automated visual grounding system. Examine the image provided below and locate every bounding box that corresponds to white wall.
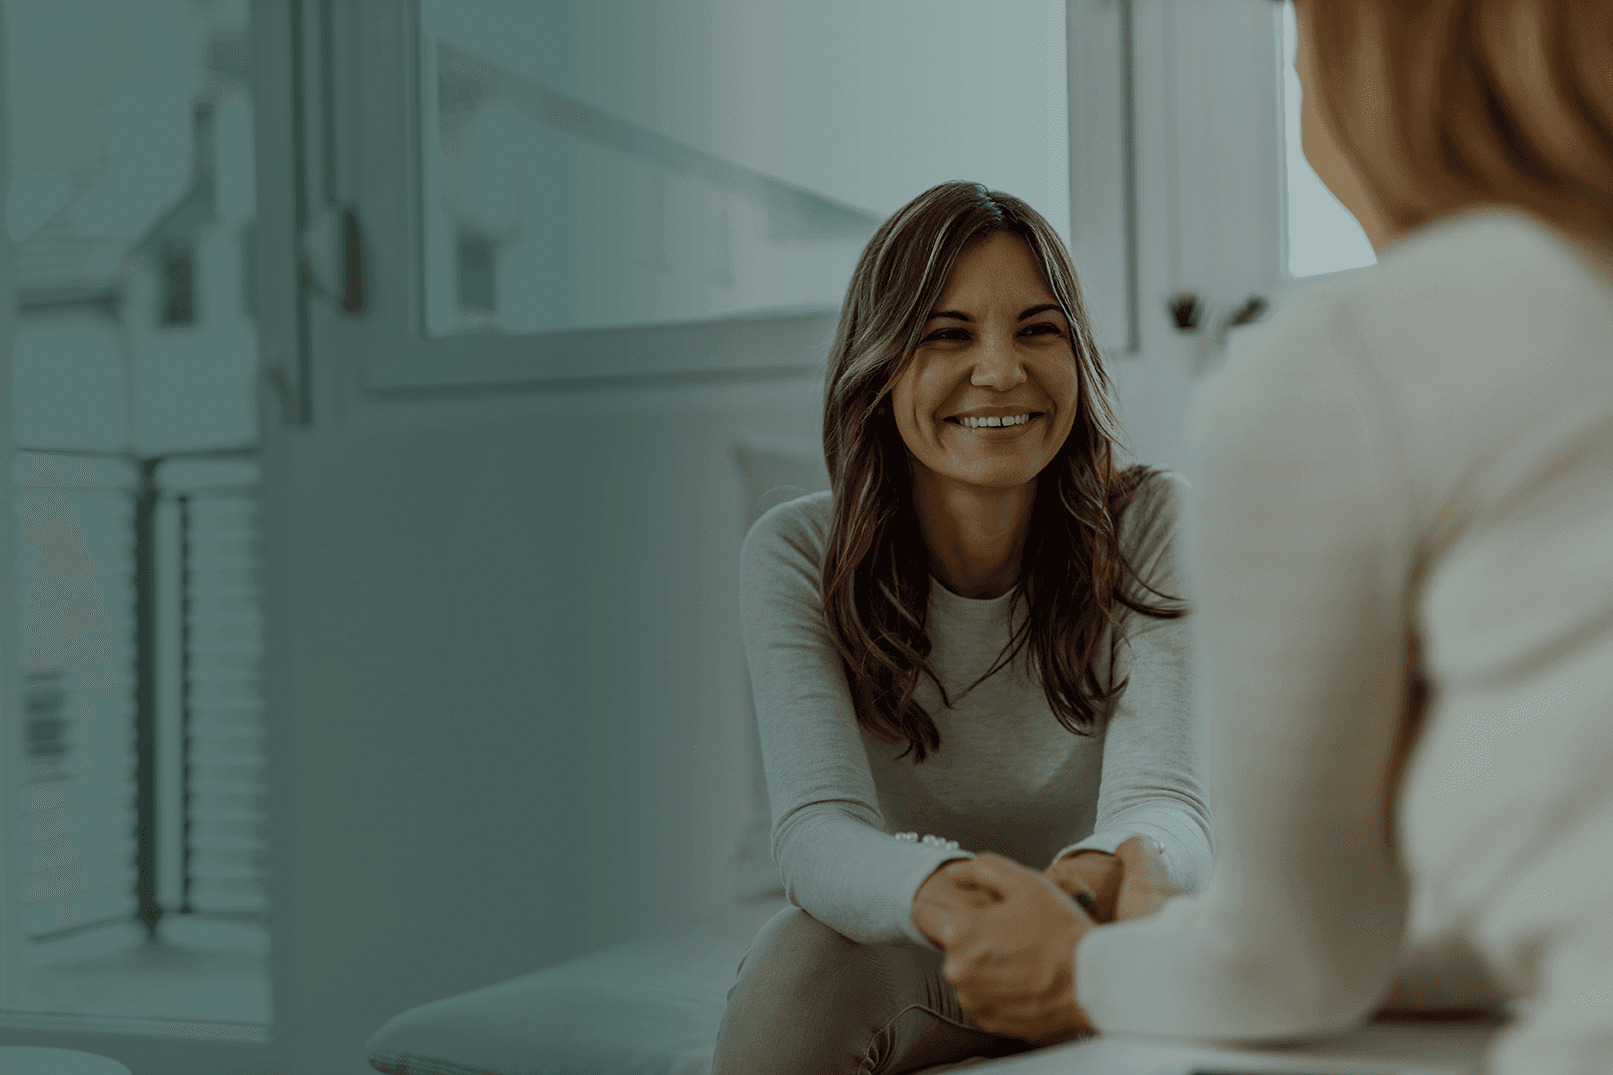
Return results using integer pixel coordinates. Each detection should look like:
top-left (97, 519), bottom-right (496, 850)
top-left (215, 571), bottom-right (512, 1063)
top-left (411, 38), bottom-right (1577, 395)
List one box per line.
top-left (261, 372), bottom-right (826, 1073)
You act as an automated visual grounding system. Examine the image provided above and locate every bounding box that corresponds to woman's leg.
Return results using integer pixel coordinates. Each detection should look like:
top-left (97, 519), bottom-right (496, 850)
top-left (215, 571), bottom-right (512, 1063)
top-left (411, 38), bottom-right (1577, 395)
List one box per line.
top-left (711, 905), bottom-right (1033, 1075)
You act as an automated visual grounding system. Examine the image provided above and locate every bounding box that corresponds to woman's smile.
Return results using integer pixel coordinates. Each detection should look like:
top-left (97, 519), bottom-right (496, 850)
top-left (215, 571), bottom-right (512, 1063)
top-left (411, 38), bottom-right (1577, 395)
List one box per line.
top-left (944, 411), bottom-right (1046, 431)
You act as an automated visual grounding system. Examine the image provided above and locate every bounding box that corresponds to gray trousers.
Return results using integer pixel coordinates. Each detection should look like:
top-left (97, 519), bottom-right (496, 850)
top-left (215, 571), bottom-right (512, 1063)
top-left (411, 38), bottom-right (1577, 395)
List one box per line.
top-left (710, 905), bottom-right (1046, 1075)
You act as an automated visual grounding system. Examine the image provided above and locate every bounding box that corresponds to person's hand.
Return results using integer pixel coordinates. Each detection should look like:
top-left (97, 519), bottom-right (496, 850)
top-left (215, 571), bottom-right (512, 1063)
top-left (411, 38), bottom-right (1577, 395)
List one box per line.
top-left (911, 858), bottom-right (1002, 948)
top-left (925, 853), bottom-right (1097, 1044)
top-left (1044, 850), bottom-right (1122, 923)
top-left (1111, 835), bottom-right (1184, 922)
top-left (1046, 837), bottom-right (1183, 924)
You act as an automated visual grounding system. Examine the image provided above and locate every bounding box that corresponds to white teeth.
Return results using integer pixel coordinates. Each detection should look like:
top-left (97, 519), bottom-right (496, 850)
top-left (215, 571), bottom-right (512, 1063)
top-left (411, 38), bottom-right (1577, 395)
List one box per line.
top-left (959, 414), bottom-right (1032, 428)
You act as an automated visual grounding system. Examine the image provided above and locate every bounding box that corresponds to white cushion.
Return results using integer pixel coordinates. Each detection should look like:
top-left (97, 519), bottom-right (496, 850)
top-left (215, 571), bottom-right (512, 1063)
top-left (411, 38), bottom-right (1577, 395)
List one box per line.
top-left (0, 1048), bottom-right (132, 1075)
top-left (733, 434), bottom-right (831, 525)
top-left (365, 902), bottom-right (784, 1075)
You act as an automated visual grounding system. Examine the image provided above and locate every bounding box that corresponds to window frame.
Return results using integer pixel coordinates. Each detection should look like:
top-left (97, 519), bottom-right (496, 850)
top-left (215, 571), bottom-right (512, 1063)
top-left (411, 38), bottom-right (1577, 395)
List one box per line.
top-left (308, 1), bottom-right (1119, 404)
top-left (1067, 0), bottom-right (1141, 357)
top-left (328, 0), bottom-right (841, 403)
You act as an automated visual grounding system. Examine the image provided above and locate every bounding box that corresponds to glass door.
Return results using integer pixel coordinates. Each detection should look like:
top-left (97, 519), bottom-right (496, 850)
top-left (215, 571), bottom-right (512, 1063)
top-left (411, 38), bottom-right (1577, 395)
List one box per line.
top-left (0, 0), bottom-right (273, 1063)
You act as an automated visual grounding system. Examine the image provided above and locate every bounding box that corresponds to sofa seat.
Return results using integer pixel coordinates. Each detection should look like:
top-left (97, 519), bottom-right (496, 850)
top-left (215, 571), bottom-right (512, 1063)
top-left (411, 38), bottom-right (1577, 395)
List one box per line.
top-left (365, 898), bottom-right (785, 1075)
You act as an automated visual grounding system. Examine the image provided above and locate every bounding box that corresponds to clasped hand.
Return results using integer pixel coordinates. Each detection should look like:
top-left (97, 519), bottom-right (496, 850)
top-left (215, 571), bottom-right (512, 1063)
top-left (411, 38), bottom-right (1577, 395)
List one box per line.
top-left (909, 836), bottom-right (1179, 1044)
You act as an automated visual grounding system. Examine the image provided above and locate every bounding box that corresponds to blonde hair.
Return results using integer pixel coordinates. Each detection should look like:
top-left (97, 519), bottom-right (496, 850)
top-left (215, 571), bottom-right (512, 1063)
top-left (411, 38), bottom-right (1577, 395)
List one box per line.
top-left (1289, 0), bottom-right (1613, 251)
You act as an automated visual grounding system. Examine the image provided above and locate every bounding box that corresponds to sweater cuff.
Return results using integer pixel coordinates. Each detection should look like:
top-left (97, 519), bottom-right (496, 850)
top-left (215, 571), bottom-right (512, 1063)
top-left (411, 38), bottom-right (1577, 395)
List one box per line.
top-left (1047, 828), bottom-right (1155, 869)
top-left (1051, 812), bottom-right (1210, 894)
top-left (897, 850), bottom-right (976, 951)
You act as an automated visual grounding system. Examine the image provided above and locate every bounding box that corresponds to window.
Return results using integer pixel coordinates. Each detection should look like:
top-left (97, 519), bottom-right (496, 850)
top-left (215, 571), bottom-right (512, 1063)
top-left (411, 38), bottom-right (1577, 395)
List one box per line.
top-left (402, 0), bottom-right (1070, 360)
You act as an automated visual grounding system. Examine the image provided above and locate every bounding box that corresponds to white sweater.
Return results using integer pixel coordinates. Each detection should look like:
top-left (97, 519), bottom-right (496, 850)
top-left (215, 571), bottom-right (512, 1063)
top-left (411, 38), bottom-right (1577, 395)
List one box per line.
top-left (739, 471), bottom-right (1213, 949)
top-left (1075, 206), bottom-right (1613, 1075)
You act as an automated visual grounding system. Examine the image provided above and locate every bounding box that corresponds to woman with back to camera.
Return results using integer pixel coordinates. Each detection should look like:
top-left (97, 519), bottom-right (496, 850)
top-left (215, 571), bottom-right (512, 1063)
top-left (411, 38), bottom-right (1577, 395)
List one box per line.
top-left (915, 2), bottom-right (1613, 1072)
top-left (709, 180), bottom-right (1213, 1074)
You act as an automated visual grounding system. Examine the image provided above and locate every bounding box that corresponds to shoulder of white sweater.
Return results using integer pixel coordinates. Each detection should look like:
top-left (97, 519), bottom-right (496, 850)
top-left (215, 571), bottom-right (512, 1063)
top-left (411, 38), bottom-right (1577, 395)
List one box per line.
top-left (1351, 202), bottom-right (1601, 295)
top-left (1244, 208), bottom-right (1610, 379)
top-left (1366, 205), bottom-right (1606, 320)
top-left (1208, 207), bottom-right (1613, 481)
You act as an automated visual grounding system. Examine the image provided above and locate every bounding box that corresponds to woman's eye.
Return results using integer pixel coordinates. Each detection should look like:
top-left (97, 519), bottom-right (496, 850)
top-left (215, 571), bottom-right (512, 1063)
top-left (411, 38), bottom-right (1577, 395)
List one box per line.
top-left (922, 323), bottom-right (1063, 344)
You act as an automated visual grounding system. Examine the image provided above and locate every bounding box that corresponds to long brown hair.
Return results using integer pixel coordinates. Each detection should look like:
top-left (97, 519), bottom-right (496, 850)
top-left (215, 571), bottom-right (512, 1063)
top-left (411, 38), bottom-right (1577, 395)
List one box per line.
top-left (821, 181), bottom-right (1184, 764)
top-left (1279, 0), bottom-right (1613, 252)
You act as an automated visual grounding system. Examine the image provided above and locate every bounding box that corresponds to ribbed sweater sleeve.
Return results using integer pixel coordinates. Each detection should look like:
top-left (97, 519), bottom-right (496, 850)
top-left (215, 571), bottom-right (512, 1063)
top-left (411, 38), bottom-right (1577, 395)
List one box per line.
top-left (1047, 472), bottom-right (1214, 894)
top-left (738, 498), bottom-right (971, 947)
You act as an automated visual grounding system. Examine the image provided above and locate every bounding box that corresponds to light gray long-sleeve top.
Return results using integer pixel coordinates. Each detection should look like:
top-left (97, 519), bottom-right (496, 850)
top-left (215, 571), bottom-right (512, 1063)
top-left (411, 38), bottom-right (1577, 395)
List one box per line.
top-left (739, 470), bottom-right (1213, 948)
top-left (1075, 207), bottom-right (1613, 1074)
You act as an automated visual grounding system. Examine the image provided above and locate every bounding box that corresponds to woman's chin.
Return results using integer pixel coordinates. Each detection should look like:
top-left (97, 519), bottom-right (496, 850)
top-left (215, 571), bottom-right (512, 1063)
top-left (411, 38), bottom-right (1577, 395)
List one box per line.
top-left (933, 461), bottom-right (1048, 493)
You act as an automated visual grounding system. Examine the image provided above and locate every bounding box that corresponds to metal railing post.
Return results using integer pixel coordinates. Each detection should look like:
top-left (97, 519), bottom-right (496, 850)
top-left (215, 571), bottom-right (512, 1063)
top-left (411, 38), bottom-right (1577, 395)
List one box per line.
top-left (134, 457), bottom-right (163, 942)
top-left (178, 492), bottom-right (195, 915)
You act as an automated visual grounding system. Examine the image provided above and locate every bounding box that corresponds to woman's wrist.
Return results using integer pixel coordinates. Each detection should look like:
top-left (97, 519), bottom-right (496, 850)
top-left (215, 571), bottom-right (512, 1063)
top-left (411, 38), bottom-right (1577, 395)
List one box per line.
top-left (905, 832), bottom-right (968, 907)
top-left (914, 855), bottom-right (969, 898)
top-left (911, 858), bottom-right (973, 947)
top-left (1057, 848), bottom-right (1114, 863)
top-left (1057, 837), bottom-right (1164, 863)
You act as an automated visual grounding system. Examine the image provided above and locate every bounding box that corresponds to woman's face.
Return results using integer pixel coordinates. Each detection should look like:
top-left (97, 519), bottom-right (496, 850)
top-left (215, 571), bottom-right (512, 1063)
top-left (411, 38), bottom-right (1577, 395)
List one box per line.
top-left (888, 231), bottom-right (1080, 495)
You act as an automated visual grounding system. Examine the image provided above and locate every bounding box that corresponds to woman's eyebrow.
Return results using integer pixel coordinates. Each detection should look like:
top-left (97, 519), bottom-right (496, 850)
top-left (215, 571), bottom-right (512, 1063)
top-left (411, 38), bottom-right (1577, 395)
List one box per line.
top-left (923, 303), bottom-right (1063, 323)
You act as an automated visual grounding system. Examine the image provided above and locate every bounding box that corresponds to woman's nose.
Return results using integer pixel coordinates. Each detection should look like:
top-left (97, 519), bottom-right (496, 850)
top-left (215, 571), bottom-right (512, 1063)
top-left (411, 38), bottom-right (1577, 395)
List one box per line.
top-left (970, 335), bottom-right (1028, 389)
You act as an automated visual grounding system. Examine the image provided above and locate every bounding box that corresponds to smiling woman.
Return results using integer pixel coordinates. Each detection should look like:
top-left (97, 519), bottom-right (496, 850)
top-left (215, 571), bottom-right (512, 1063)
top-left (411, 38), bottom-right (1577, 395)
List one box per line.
top-left (821, 183), bottom-right (1181, 757)
top-left (714, 182), bottom-right (1214, 1074)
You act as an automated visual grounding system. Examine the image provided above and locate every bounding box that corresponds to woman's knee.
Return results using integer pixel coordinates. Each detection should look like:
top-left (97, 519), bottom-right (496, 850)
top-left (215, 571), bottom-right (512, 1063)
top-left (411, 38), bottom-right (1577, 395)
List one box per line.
top-left (729, 906), bottom-right (889, 1008)
top-left (713, 906), bottom-right (924, 1074)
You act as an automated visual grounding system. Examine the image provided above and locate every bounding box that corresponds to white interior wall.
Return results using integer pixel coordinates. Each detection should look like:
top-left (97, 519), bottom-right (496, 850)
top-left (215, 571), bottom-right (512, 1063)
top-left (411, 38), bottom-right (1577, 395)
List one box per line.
top-left (262, 374), bottom-right (828, 1073)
